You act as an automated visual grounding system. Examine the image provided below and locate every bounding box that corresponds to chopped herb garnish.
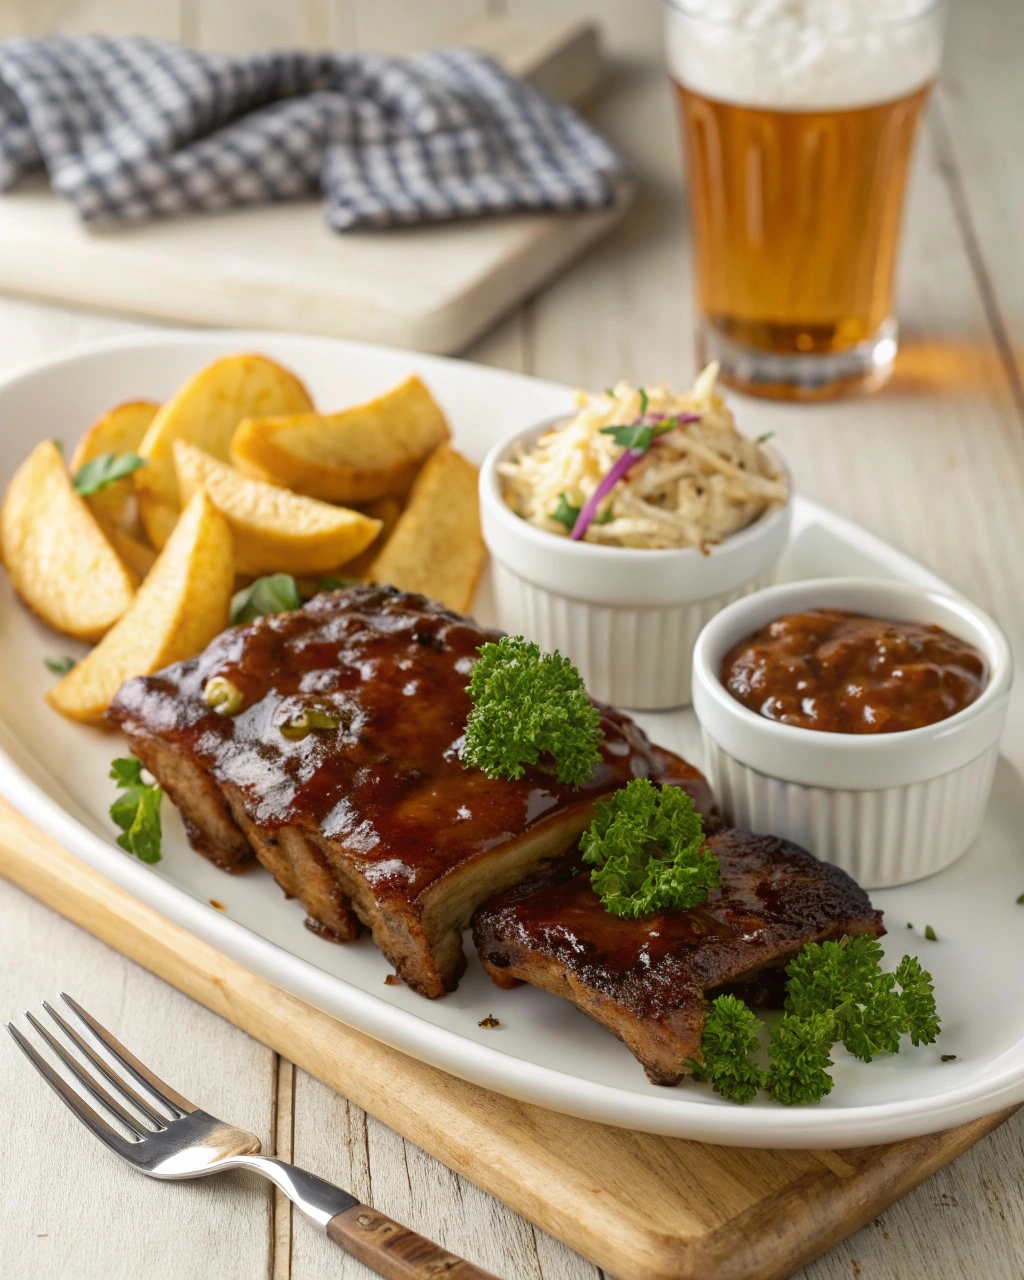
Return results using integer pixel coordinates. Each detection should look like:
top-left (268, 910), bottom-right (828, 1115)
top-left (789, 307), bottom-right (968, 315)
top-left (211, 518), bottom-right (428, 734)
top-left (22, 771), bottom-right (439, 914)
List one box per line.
top-left (230, 573), bottom-right (302, 626)
top-left (599, 419), bottom-right (676, 452)
top-left (44, 655), bottom-right (76, 675)
top-left (907, 922), bottom-right (913, 929)
top-left (109, 757), bottom-right (163, 864)
top-left (689, 994), bottom-right (763, 1104)
top-left (580, 779), bottom-right (719, 919)
top-left (941, 1054), bottom-right (957, 1062)
top-left (72, 451), bottom-right (146, 496)
top-left (478, 1015), bottom-right (500, 1029)
top-left (551, 492), bottom-right (581, 531)
top-left (1016, 894), bottom-right (1024, 905)
top-left (924, 925), bottom-right (938, 941)
top-left (693, 934), bottom-right (940, 1105)
top-left (317, 575), bottom-right (360, 592)
top-left (462, 636), bottom-right (602, 788)
top-left (755, 431), bottom-right (775, 444)
top-left (52, 439), bottom-right (64, 456)
top-left (638, 388), bottom-right (648, 416)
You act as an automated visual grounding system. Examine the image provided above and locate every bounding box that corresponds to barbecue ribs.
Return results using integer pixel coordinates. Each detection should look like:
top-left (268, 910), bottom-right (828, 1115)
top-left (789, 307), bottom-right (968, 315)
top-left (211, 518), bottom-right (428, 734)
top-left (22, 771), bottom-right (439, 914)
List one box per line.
top-left (107, 585), bottom-right (715, 998)
top-left (472, 829), bottom-right (884, 1084)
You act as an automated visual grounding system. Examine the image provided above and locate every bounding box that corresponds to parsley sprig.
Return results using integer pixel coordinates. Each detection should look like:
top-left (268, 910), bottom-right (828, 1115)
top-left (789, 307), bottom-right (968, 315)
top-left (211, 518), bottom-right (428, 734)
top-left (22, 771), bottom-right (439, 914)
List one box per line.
top-left (109, 758), bottom-right (163, 864)
top-left (462, 637), bottom-right (603, 788)
top-left (581, 779), bottom-right (720, 918)
top-left (693, 934), bottom-right (941, 1105)
top-left (73, 451), bottom-right (146, 496)
top-left (230, 573), bottom-right (302, 625)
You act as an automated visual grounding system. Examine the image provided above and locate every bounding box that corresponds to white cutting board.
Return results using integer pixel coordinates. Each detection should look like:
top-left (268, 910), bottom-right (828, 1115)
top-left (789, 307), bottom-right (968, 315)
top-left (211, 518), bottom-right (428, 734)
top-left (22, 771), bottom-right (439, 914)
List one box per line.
top-left (0, 16), bottom-right (627, 354)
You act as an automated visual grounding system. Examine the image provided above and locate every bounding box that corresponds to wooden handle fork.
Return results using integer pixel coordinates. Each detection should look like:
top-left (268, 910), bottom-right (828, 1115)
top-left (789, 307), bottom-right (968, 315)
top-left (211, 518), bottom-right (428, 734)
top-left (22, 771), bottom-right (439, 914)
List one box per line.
top-left (328, 1203), bottom-right (500, 1279)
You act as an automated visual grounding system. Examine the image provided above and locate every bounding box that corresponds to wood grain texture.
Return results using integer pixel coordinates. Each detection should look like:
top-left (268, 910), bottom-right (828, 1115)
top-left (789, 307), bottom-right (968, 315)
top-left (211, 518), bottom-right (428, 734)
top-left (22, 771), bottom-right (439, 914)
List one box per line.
top-left (1, 2), bottom-right (1023, 1279)
top-left (0, 797), bottom-right (1016, 1280)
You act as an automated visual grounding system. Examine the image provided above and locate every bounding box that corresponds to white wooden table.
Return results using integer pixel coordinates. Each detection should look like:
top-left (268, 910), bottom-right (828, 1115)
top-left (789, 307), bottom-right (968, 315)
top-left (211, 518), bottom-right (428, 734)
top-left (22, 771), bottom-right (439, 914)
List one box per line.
top-left (2, 2), bottom-right (1023, 1278)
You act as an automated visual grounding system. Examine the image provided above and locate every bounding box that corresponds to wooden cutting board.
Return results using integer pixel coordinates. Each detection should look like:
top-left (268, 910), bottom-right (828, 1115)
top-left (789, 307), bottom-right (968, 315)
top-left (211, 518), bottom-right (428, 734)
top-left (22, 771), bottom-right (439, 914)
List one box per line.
top-left (0, 15), bottom-right (629, 355)
top-left (0, 797), bottom-right (1013, 1280)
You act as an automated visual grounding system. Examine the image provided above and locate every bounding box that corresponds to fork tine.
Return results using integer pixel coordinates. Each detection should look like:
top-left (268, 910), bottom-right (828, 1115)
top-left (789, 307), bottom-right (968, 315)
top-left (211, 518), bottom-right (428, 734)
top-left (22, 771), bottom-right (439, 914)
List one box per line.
top-left (25, 1012), bottom-right (151, 1140)
top-left (60, 994), bottom-right (195, 1116)
top-left (7, 1023), bottom-right (135, 1159)
top-left (42, 1001), bottom-right (170, 1128)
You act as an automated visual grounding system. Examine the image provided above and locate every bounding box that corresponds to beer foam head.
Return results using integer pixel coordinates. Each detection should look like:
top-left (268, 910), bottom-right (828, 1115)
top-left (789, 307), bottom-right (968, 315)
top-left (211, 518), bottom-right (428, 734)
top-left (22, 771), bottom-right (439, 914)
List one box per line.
top-left (665, 0), bottom-right (946, 110)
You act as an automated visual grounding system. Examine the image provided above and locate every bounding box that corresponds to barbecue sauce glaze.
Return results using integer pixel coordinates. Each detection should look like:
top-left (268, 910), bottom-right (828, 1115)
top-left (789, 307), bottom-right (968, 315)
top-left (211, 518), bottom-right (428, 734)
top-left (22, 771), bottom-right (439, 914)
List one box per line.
top-left (110, 586), bottom-right (712, 900)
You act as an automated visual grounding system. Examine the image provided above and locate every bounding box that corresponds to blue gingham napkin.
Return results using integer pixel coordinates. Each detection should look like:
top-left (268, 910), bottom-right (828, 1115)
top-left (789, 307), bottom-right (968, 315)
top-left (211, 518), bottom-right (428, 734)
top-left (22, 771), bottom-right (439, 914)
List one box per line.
top-left (0, 36), bottom-right (629, 231)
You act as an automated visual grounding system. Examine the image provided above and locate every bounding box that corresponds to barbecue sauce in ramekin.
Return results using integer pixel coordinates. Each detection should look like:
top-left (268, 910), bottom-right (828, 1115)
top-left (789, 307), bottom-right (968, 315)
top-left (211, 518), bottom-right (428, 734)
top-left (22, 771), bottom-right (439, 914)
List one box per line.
top-left (721, 608), bottom-right (987, 734)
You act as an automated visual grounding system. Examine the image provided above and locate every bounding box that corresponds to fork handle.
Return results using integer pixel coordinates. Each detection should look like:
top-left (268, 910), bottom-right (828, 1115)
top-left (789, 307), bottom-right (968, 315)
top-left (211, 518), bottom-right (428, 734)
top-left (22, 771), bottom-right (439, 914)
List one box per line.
top-left (327, 1203), bottom-right (500, 1279)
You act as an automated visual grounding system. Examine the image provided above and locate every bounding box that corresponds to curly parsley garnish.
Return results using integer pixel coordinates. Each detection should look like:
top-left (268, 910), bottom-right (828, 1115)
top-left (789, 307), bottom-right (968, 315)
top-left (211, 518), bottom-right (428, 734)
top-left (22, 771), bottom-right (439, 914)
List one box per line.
top-left (694, 934), bottom-right (941, 1105)
top-left (109, 757), bottom-right (163, 864)
top-left (580, 778), bottom-right (720, 918)
top-left (462, 637), bottom-right (602, 788)
top-left (73, 451), bottom-right (146, 496)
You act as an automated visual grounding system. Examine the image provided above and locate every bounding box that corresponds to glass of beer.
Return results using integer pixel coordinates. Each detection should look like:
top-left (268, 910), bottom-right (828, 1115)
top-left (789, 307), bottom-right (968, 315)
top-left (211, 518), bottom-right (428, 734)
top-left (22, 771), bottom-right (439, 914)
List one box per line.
top-left (666, 0), bottom-right (947, 400)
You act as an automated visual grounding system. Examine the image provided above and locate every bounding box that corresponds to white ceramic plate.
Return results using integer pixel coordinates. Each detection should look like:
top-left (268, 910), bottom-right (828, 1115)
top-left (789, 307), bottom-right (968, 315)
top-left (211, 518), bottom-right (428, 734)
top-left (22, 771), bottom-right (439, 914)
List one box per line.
top-left (0, 331), bottom-right (1021, 1149)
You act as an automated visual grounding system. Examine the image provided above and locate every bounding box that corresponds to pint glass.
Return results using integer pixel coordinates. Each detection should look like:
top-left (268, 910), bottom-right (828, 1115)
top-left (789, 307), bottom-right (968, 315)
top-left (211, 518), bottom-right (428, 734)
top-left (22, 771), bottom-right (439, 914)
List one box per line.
top-left (666, 1), bottom-right (947, 399)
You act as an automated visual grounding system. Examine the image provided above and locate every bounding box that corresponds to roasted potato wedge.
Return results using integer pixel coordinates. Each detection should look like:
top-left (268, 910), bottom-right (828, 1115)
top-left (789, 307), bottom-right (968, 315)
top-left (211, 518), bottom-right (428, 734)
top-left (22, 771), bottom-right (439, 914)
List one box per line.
top-left (174, 441), bottom-right (381, 577)
top-left (136, 353), bottom-right (314, 550)
top-left (340, 496), bottom-right (402, 579)
top-left (230, 374), bottom-right (449, 504)
top-left (69, 399), bottom-right (159, 534)
top-left (47, 490), bottom-right (234, 723)
top-left (1, 440), bottom-right (136, 641)
top-left (368, 444), bottom-right (484, 612)
top-left (100, 521), bottom-right (158, 580)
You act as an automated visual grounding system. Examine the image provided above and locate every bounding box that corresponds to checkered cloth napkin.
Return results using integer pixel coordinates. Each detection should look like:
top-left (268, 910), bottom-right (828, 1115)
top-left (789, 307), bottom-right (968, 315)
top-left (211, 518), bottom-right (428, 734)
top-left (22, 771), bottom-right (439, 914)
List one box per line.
top-left (0, 35), bottom-right (629, 230)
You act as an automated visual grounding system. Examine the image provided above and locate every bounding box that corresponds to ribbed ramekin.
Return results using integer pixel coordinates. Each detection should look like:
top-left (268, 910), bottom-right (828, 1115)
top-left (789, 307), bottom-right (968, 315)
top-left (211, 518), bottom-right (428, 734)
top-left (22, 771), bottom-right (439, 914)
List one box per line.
top-left (692, 577), bottom-right (1013, 888)
top-left (479, 421), bottom-right (792, 710)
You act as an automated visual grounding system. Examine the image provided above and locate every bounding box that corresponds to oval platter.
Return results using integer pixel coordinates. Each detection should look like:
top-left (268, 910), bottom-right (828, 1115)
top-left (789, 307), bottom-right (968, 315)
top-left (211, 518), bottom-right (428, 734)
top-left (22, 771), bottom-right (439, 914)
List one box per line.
top-left (0, 330), bottom-right (1021, 1148)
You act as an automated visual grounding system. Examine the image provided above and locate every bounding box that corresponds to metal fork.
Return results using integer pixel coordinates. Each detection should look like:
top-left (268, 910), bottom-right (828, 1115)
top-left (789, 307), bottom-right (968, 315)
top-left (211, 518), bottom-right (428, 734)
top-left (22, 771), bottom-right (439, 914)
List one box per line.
top-left (8, 994), bottom-right (497, 1279)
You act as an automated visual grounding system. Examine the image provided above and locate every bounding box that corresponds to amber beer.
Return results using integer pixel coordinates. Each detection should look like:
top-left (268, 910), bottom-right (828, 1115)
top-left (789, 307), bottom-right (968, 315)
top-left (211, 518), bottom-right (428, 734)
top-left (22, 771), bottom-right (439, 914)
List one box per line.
top-left (677, 84), bottom-right (931, 392)
top-left (665, 0), bottom-right (947, 399)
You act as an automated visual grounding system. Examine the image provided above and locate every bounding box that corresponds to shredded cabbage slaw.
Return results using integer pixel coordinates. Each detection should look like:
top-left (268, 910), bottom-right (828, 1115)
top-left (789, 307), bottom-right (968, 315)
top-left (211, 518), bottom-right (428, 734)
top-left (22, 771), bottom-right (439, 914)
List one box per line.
top-left (499, 364), bottom-right (788, 550)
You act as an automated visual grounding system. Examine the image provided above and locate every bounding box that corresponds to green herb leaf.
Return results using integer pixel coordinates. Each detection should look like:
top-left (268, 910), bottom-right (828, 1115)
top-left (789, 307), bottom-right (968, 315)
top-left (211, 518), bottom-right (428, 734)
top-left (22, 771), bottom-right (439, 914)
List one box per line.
top-left (230, 574), bottom-right (302, 626)
top-left (1017, 894), bottom-right (1024, 905)
top-left (893, 954), bottom-right (941, 1046)
top-left (941, 1054), bottom-right (957, 1062)
top-left (551, 492), bottom-right (581, 531)
top-left (317, 575), bottom-right (361, 592)
top-left (696, 995), bottom-right (765, 1103)
top-left (694, 935), bottom-right (941, 1105)
top-left (72, 451), bottom-right (146, 496)
top-left (52, 439), bottom-right (64, 456)
top-left (755, 431), bottom-right (775, 444)
top-left (924, 924), bottom-right (938, 941)
top-left (462, 636), bottom-right (603, 789)
top-left (580, 778), bottom-right (719, 919)
top-left (44, 655), bottom-right (76, 675)
top-left (109, 757), bottom-right (162, 864)
top-left (764, 1012), bottom-right (836, 1105)
top-left (600, 422), bottom-right (655, 451)
top-left (638, 388), bottom-right (649, 416)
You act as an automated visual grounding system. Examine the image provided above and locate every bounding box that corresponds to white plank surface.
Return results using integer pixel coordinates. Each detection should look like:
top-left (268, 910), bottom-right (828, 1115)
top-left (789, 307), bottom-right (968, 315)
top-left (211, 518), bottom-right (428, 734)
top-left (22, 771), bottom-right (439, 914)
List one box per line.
top-left (1, 1), bottom-right (1023, 1278)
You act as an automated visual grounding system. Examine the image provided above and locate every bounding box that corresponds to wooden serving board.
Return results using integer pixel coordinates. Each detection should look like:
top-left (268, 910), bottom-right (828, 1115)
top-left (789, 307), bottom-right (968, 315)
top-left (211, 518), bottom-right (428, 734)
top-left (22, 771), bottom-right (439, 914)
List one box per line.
top-left (0, 800), bottom-right (1013, 1280)
top-left (0, 15), bottom-right (628, 355)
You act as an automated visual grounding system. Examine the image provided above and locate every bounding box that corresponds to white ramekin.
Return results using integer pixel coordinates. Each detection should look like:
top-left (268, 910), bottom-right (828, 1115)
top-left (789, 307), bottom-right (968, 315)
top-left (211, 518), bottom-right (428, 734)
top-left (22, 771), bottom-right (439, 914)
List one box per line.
top-left (479, 421), bottom-right (792, 709)
top-left (691, 577), bottom-right (1013, 888)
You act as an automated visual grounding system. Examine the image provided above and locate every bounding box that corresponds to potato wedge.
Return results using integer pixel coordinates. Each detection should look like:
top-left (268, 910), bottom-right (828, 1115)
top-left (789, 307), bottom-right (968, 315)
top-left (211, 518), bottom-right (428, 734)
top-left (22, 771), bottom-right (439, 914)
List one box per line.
top-left (1, 440), bottom-right (136, 641)
top-left (174, 440), bottom-right (381, 576)
top-left (136, 353), bottom-right (314, 550)
top-left (100, 521), bottom-right (158, 580)
top-left (47, 490), bottom-right (234, 723)
top-left (340, 496), bottom-right (403, 579)
top-left (367, 444), bottom-right (484, 612)
top-left (69, 399), bottom-right (159, 534)
top-left (230, 374), bottom-right (449, 504)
